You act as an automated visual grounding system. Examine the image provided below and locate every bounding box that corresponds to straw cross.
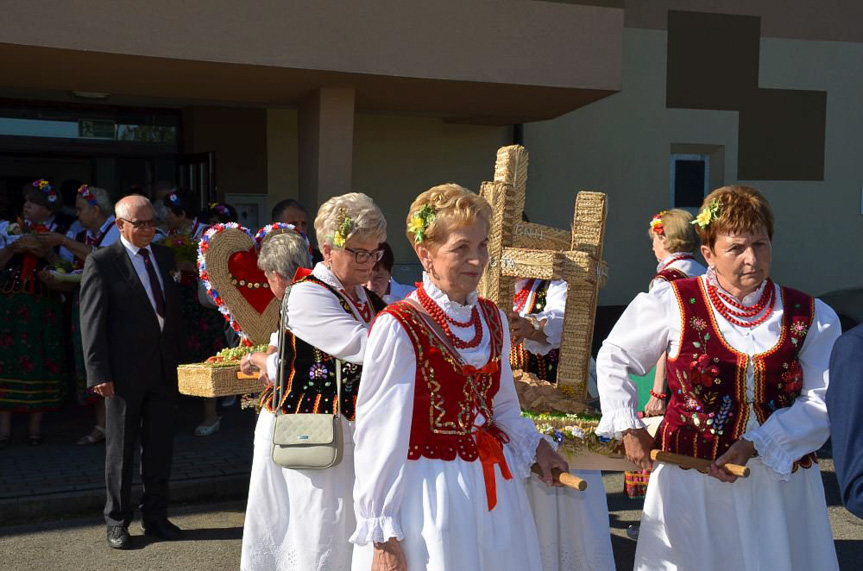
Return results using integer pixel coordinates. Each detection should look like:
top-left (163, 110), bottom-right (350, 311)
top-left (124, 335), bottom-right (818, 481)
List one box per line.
top-left (478, 145), bottom-right (608, 401)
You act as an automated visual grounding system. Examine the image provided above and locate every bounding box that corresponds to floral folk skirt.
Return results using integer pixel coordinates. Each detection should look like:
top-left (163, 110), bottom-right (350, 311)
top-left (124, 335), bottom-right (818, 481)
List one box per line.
top-left (0, 291), bottom-right (66, 412)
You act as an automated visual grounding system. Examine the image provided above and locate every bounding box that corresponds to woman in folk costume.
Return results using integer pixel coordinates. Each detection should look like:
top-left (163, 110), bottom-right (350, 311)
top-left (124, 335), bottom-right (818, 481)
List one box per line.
top-left (508, 277), bottom-right (615, 571)
top-left (0, 180), bottom-right (68, 447)
top-left (596, 186), bottom-right (840, 570)
top-left (240, 193), bottom-right (388, 571)
top-left (37, 185), bottom-right (120, 446)
top-left (624, 209), bottom-right (707, 504)
top-left (351, 183), bottom-right (568, 571)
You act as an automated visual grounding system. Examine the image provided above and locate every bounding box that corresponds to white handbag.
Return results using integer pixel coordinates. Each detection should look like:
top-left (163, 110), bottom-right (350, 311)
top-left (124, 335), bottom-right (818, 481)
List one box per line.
top-left (271, 291), bottom-right (344, 470)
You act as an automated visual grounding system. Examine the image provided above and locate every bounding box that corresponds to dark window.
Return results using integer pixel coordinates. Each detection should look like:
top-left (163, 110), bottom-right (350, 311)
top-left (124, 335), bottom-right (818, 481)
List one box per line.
top-left (671, 154), bottom-right (708, 208)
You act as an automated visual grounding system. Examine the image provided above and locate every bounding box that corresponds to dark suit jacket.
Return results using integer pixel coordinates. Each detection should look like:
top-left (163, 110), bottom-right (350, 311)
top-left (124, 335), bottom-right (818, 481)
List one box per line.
top-left (826, 323), bottom-right (863, 519)
top-left (80, 240), bottom-right (182, 396)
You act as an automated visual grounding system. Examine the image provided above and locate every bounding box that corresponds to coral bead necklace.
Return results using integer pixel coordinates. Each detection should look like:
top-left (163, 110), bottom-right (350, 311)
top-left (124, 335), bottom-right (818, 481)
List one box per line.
top-left (417, 285), bottom-right (483, 349)
top-left (706, 278), bottom-right (775, 328)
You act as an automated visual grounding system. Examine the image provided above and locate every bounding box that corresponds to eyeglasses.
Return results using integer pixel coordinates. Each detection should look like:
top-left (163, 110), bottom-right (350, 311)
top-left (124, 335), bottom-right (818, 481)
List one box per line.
top-left (119, 218), bottom-right (157, 229)
top-left (343, 247), bottom-right (385, 264)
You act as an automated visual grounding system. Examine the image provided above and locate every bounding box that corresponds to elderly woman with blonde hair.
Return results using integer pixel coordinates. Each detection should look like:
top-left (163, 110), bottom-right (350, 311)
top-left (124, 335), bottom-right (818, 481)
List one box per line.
top-left (597, 186), bottom-right (840, 570)
top-left (351, 183), bottom-right (568, 571)
top-left (240, 193), bottom-right (388, 571)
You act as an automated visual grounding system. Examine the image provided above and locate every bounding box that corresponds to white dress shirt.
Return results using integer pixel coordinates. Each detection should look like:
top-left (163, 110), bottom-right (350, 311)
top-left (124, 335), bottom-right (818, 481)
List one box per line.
top-left (120, 235), bottom-right (166, 330)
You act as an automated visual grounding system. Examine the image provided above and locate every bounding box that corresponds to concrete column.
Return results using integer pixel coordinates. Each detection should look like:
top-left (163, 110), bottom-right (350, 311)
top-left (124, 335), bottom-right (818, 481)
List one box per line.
top-left (298, 88), bottom-right (356, 213)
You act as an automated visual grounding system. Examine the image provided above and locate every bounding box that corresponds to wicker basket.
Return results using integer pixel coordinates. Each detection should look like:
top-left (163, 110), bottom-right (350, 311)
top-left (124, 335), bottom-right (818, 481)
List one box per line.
top-left (178, 364), bottom-right (261, 397)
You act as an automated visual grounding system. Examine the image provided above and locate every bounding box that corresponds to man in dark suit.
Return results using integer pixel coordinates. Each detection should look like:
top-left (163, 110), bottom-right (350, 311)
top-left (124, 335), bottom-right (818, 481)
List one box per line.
top-left (826, 323), bottom-right (863, 519)
top-left (81, 195), bottom-right (184, 549)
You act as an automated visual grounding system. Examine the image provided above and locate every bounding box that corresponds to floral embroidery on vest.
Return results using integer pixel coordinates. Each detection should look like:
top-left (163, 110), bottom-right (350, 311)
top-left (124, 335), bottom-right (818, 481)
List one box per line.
top-left (381, 298), bottom-right (505, 462)
top-left (657, 278), bottom-right (816, 469)
top-left (261, 276), bottom-right (382, 420)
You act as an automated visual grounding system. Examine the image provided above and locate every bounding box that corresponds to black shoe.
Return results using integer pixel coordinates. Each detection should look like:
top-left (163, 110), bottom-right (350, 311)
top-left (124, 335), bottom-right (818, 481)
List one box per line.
top-left (141, 518), bottom-right (183, 541)
top-left (107, 526), bottom-right (130, 549)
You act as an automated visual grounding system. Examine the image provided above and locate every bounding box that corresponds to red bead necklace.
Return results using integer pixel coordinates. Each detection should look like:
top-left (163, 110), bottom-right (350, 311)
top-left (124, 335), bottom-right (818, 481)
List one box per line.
top-left (417, 285), bottom-right (483, 349)
top-left (659, 254), bottom-right (694, 272)
top-left (706, 279), bottom-right (775, 328)
top-left (341, 289), bottom-right (372, 322)
top-left (512, 279), bottom-right (535, 313)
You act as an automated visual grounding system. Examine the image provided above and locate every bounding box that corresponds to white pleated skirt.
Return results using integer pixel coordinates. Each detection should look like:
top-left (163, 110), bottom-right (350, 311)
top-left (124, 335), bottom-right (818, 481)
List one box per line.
top-left (241, 410), bottom-right (356, 571)
top-left (635, 459), bottom-right (838, 571)
top-left (525, 469), bottom-right (616, 571)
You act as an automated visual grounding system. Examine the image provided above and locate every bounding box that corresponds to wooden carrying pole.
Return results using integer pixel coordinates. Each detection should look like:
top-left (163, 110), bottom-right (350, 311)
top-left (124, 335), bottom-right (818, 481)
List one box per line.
top-left (650, 450), bottom-right (750, 478)
top-left (531, 464), bottom-right (588, 491)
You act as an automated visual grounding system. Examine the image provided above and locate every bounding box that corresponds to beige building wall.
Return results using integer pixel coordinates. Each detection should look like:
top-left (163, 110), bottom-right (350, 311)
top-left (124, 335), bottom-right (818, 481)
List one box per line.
top-left (183, 106), bottom-right (268, 197)
top-left (261, 110), bottom-right (506, 280)
top-left (352, 113), bottom-right (508, 279)
top-left (266, 108), bottom-right (300, 215)
top-left (525, 28), bottom-right (863, 305)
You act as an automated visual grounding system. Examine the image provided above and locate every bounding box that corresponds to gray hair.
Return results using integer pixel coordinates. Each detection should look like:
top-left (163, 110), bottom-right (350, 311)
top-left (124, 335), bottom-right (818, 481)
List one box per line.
top-left (86, 186), bottom-right (113, 217)
top-left (115, 195), bottom-right (153, 219)
top-left (257, 232), bottom-right (310, 278)
top-left (314, 192), bottom-right (386, 248)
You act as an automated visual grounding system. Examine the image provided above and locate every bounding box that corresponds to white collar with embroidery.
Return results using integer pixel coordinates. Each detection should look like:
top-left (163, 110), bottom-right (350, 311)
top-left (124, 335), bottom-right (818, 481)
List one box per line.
top-left (704, 267), bottom-right (769, 307)
top-left (656, 252), bottom-right (693, 273)
top-left (312, 262), bottom-right (367, 302)
top-left (422, 273), bottom-right (477, 320)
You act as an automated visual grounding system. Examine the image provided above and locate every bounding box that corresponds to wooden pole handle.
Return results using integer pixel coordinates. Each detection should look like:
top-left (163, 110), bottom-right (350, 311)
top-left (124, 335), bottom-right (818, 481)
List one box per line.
top-left (531, 464), bottom-right (588, 491)
top-left (650, 450), bottom-right (750, 478)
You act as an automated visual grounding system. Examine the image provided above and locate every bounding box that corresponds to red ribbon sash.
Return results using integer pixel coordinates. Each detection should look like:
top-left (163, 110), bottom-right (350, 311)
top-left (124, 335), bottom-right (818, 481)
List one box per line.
top-left (474, 423), bottom-right (512, 511)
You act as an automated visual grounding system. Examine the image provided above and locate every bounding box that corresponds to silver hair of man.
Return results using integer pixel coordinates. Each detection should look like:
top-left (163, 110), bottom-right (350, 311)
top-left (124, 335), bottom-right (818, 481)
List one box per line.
top-left (257, 232), bottom-right (311, 278)
top-left (314, 192), bottom-right (387, 248)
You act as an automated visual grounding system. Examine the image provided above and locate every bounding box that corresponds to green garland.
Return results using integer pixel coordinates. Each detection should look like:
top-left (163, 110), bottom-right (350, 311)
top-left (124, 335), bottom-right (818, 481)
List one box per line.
top-left (522, 411), bottom-right (621, 457)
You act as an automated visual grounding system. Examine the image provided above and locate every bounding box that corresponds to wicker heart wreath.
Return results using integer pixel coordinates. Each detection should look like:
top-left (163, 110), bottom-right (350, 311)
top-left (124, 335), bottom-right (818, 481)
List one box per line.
top-left (197, 222), bottom-right (305, 345)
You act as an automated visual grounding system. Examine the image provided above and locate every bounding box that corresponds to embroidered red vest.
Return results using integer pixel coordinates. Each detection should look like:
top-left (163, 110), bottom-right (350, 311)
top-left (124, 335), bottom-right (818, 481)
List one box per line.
top-left (657, 277), bottom-right (816, 468)
top-left (380, 298), bottom-right (505, 462)
top-left (654, 267), bottom-right (689, 283)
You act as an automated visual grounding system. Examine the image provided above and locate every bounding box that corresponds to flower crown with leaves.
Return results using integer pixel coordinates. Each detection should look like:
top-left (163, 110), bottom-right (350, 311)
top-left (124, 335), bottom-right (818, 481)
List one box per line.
top-left (31, 179), bottom-right (58, 203)
top-left (692, 199), bottom-right (721, 229)
top-left (332, 207), bottom-right (353, 248)
top-left (649, 210), bottom-right (667, 236)
top-left (78, 184), bottom-right (98, 206)
top-left (408, 203), bottom-right (437, 244)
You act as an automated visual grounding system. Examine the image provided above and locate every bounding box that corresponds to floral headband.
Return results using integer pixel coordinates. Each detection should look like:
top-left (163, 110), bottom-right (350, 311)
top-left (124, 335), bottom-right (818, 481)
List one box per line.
top-left (408, 203), bottom-right (437, 244)
top-left (167, 192), bottom-right (181, 207)
top-left (31, 179), bottom-right (58, 204)
top-left (78, 184), bottom-right (98, 206)
top-left (649, 210), bottom-right (667, 236)
top-left (209, 202), bottom-right (231, 217)
top-left (692, 199), bottom-right (721, 229)
top-left (332, 207), bottom-right (353, 248)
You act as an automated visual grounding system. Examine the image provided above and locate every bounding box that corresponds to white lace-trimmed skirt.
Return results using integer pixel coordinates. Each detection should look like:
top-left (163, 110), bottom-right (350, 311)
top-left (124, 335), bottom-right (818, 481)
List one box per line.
top-left (635, 459), bottom-right (838, 571)
top-left (241, 410), bottom-right (356, 571)
top-left (525, 469), bottom-right (616, 571)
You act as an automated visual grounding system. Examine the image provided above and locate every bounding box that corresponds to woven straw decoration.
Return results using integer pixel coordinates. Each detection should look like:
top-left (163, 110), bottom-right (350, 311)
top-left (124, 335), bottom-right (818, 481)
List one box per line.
top-left (201, 228), bottom-right (279, 346)
top-left (177, 364), bottom-right (260, 397)
top-left (481, 144), bottom-right (609, 403)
